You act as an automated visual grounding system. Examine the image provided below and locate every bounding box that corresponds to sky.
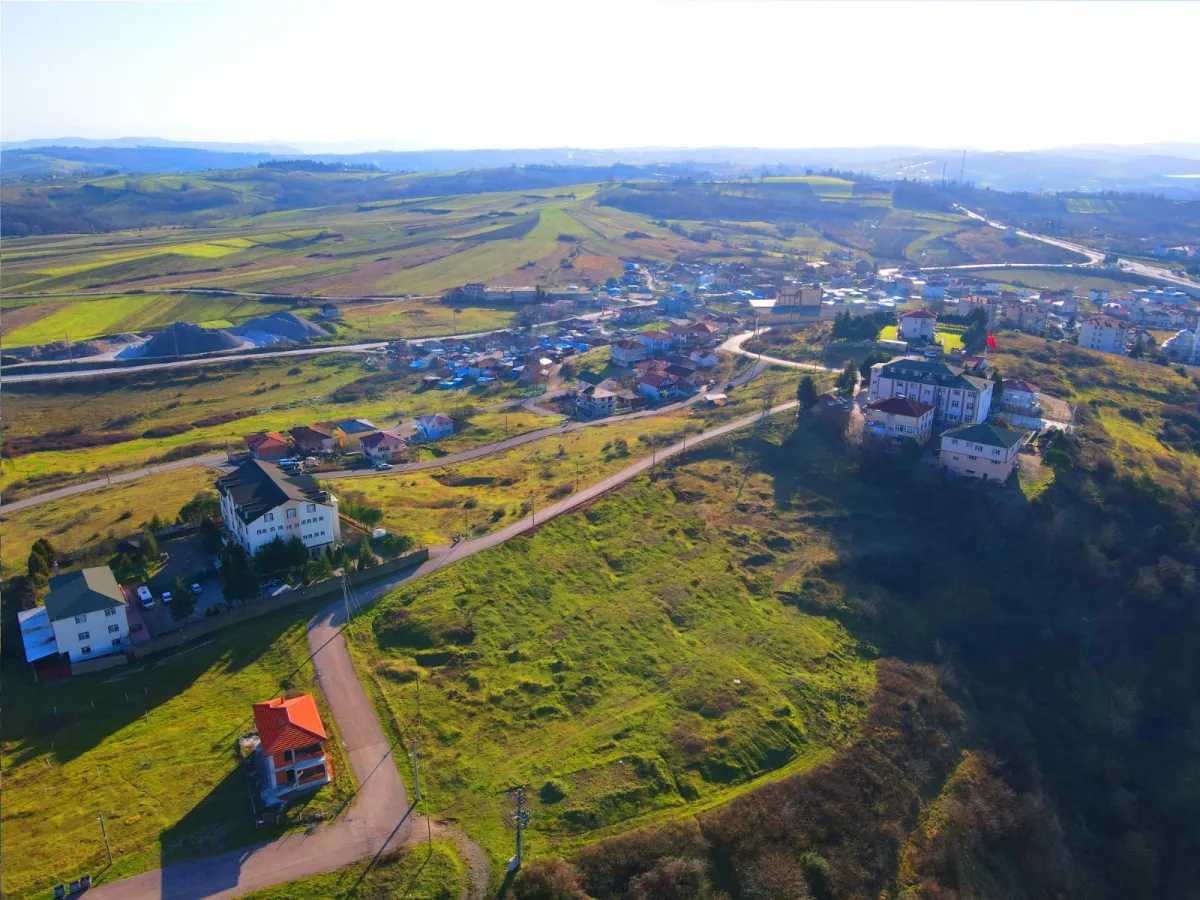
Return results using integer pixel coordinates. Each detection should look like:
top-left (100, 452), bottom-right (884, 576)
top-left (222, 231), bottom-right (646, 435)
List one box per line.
top-left (3, 0), bottom-right (1198, 152)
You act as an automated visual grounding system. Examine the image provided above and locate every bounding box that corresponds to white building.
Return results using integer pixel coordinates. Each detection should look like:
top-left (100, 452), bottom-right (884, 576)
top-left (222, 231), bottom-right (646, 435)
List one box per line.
top-left (868, 357), bottom-right (994, 425)
top-left (1164, 329), bottom-right (1200, 366)
top-left (1001, 378), bottom-right (1041, 412)
top-left (939, 423), bottom-right (1027, 483)
top-left (218, 459), bottom-right (341, 557)
top-left (898, 309), bottom-right (937, 343)
top-left (412, 413), bottom-right (455, 443)
top-left (1078, 316), bottom-right (1133, 355)
top-left (24, 567), bottom-right (131, 664)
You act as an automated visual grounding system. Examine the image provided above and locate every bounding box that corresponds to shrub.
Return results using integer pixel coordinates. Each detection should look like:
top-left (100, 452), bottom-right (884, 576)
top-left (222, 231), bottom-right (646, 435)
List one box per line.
top-left (540, 778), bottom-right (570, 804)
top-left (512, 858), bottom-right (588, 900)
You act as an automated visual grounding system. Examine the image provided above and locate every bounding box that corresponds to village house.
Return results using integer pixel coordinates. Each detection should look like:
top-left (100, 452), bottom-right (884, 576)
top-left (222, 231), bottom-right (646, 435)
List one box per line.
top-left (359, 430), bottom-right (406, 465)
top-left (244, 431), bottom-right (291, 461)
top-left (862, 397), bottom-right (935, 448)
top-left (288, 425), bottom-right (335, 454)
top-left (576, 380), bottom-right (638, 418)
top-left (938, 422), bottom-right (1028, 483)
top-left (217, 459), bottom-right (340, 557)
top-left (611, 339), bottom-right (649, 367)
top-left (252, 694), bottom-right (332, 803)
top-left (635, 330), bottom-right (676, 353)
top-left (1001, 378), bottom-right (1041, 412)
top-left (898, 309), bottom-right (937, 343)
top-left (1164, 329), bottom-right (1200, 366)
top-left (20, 566), bottom-right (130, 665)
top-left (412, 413), bottom-right (455, 443)
top-left (868, 357), bottom-right (993, 425)
top-left (332, 418), bottom-right (379, 449)
top-left (688, 348), bottom-right (720, 368)
top-left (636, 372), bottom-right (680, 403)
top-left (1078, 316), bottom-right (1132, 355)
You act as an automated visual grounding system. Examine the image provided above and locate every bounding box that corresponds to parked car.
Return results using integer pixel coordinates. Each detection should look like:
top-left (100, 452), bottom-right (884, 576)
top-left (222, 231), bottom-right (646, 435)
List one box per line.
top-left (142, 597), bottom-right (155, 609)
top-left (136, 586), bottom-right (152, 602)
top-left (374, 462), bottom-right (392, 471)
top-left (161, 591), bottom-right (172, 604)
top-left (190, 583), bottom-right (202, 595)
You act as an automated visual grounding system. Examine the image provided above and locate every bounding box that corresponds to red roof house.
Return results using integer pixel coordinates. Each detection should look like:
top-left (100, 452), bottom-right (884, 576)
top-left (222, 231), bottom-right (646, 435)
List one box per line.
top-left (252, 695), bottom-right (331, 799)
top-left (244, 431), bottom-right (290, 461)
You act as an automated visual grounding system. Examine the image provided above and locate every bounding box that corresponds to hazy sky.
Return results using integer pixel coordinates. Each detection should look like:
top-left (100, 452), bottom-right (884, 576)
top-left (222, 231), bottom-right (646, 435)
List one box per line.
top-left (3, 0), bottom-right (1198, 151)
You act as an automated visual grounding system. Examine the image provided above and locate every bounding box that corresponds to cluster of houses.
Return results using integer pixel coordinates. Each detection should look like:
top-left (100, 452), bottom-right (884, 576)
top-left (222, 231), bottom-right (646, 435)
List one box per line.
top-left (242, 412), bottom-right (456, 471)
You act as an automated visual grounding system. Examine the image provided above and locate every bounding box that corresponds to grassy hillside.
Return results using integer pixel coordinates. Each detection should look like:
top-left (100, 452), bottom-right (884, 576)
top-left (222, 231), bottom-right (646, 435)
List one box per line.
top-left (240, 842), bottom-right (464, 900)
top-left (0, 603), bottom-right (355, 897)
top-left (346, 412), bottom-right (876, 870)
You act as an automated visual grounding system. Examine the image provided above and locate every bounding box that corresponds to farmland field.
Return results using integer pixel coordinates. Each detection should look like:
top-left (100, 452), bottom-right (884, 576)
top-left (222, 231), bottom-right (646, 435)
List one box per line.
top-left (0, 603), bottom-right (356, 897)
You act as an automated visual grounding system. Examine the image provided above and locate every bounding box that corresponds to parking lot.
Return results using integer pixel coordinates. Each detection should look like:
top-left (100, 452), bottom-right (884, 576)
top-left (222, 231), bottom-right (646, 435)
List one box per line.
top-left (134, 534), bottom-right (226, 635)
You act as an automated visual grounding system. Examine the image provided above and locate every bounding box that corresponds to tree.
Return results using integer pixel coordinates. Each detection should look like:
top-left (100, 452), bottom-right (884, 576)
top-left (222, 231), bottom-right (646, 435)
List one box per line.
top-left (836, 359), bottom-right (859, 393)
top-left (199, 519), bottom-right (223, 555)
top-left (372, 533), bottom-right (415, 558)
top-left (357, 542), bottom-right (377, 570)
top-left (178, 490), bottom-right (220, 523)
top-left (138, 529), bottom-right (160, 569)
top-left (301, 555), bottom-right (333, 584)
top-left (797, 375), bottom-right (819, 412)
top-left (148, 514), bottom-right (166, 532)
top-left (30, 537), bottom-right (56, 565)
top-left (28, 551), bottom-right (50, 579)
top-left (991, 370), bottom-right (1005, 406)
top-left (170, 578), bottom-right (196, 620)
top-left (859, 350), bottom-right (890, 381)
top-left (221, 544), bottom-right (259, 602)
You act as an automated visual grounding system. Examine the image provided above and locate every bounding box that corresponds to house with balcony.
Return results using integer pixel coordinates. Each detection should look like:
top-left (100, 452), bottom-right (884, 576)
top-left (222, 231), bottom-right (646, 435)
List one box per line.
top-left (217, 459), bottom-right (340, 557)
top-left (1078, 316), bottom-right (1132, 355)
top-left (862, 397), bottom-right (935, 448)
top-left (898, 309), bottom-right (937, 343)
top-left (251, 694), bottom-right (331, 804)
top-left (360, 430), bottom-right (406, 465)
top-left (868, 357), bottom-right (993, 425)
top-left (1001, 379), bottom-right (1041, 413)
top-left (610, 339), bottom-right (649, 367)
top-left (412, 413), bottom-right (455, 443)
top-left (288, 425), bottom-right (335, 454)
top-left (332, 418), bottom-right (379, 449)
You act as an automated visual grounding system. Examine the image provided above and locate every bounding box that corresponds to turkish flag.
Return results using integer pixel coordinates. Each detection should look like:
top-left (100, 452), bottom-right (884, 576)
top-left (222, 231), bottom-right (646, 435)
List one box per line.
top-left (987, 332), bottom-right (997, 349)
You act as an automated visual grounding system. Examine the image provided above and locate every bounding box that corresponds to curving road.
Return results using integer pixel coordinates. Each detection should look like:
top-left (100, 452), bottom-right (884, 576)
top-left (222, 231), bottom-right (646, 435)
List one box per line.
top-left (86, 395), bottom-right (798, 899)
top-left (719, 330), bottom-right (834, 373)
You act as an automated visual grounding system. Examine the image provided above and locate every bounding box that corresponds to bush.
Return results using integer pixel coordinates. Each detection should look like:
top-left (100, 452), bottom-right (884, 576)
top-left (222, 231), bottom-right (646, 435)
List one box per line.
top-left (372, 533), bottom-right (415, 558)
top-left (540, 778), bottom-right (570, 804)
top-left (512, 858), bottom-right (588, 900)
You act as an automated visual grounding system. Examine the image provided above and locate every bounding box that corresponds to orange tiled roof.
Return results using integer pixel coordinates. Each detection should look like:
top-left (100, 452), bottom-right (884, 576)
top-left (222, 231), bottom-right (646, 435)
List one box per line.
top-left (253, 695), bottom-right (327, 754)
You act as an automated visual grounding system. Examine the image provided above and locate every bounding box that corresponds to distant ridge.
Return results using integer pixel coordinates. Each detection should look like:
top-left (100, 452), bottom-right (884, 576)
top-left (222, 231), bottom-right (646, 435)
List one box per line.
top-left (0, 136), bottom-right (301, 154)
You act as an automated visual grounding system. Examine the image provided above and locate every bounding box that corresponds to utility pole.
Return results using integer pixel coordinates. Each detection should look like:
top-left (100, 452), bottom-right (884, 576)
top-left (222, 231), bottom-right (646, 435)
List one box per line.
top-left (342, 573), bottom-right (352, 626)
top-left (507, 787), bottom-right (531, 872)
top-left (65, 334), bottom-right (73, 361)
top-left (98, 813), bottom-right (113, 866)
top-left (411, 739), bottom-right (421, 803)
top-left (530, 495), bottom-right (536, 528)
top-left (172, 324), bottom-right (181, 359)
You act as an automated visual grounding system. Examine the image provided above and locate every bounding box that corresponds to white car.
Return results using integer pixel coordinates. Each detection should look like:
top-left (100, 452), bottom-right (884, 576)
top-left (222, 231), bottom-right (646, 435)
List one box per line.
top-left (136, 586), bottom-right (152, 603)
top-left (161, 591), bottom-right (172, 604)
top-left (190, 583), bottom-right (202, 595)
top-left (142, 596), bottom-right (155, 609)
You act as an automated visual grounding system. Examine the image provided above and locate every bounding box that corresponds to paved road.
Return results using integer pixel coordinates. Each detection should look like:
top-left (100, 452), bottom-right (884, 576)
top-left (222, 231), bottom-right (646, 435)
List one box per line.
top-left (0, 454), bottom-right (230, 514)
top-left (1, 302), bottom-right (650, 385)
top-left (87, 395), bottom-right (797, 899)
top-left (719, 330), bottom-right (835, 372)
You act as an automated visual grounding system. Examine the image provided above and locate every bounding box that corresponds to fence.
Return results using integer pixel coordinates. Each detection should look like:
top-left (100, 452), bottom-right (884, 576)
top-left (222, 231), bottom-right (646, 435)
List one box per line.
top-left (130, 548), bottom-right (429, 660)
top-left (71, 654), bottom-right (128, 676)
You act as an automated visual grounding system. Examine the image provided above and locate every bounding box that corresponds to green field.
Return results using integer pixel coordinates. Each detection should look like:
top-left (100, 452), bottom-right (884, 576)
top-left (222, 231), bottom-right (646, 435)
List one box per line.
top-left (344, 410), bottom-right (873, 868)
top-left (0, 604), bottom-right (355, 897)
top-left (241, 842), bottom-right (464, 900)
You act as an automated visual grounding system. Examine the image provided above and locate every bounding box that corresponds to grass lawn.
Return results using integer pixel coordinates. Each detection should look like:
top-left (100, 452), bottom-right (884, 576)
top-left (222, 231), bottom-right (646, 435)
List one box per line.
top-left (334, 298), bottom-right (518, 342)
top-left (0, 602), bottom-right (355, 898)
top-left (240, 841), bottom-right (464, 900)
top-left (0, 467), bottom-right (219, 578)
top-left (344, 420), bottom-right (875, 871)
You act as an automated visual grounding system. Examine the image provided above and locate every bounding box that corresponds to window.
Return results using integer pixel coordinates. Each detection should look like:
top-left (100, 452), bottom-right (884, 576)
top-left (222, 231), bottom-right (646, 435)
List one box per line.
top-left (108, 624), bottom-right (120, 634)
top-left (287, 509), bottom-right (297, 519)
top-left (104, 607), bottom-right (117, 617)
top-left (81, 646), bottom-right (91, 655)
top-left (78, 631), bottom-right (90, 641)
top-left (307, 504), bottom-right (317, 513)
top-left (74, 614), bottom-right (87, 624)
top-left (112, 638), bottom-right (122, 647)
top-left (265, 513), bottom-right (275, 522)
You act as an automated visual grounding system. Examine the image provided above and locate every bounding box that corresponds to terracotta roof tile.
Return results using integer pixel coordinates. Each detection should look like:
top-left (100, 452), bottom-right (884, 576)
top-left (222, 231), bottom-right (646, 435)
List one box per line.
top-left (253, 695), bottom-right (327, 754)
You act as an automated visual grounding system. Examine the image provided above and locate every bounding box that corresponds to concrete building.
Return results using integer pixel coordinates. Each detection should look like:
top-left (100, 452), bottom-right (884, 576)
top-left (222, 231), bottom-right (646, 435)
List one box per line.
top-left (868, 357), bottom-right (993, 425)
top-left (332, 419), bottom-right (379, 449)
top-left (862, 397), bottom-right (935, 447)
top-left (359, 430), bottom-right (406, 465)
top-left (244, 431), bottom-right (290, 461)
top-left (412, 413), bottom-right (455, 443)
top-left (35, 567), bottom-right (130, 664)
top-left (218, 459), bottom-right (340, 557)
top-left (898, 309), bottom-right (937, 343)
top-left (252, 694), bottom-right (331, 803)
top-left (1078, 316), bottom-right (1132, 355)
top-left (1001, 379), bottom-right (1041, 412)
top-left (939, 423), bottom-right (1027, 483)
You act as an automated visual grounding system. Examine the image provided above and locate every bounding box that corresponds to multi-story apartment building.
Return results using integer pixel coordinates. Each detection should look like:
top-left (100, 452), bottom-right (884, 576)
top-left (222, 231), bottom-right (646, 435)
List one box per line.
top-left (868, 357), bottom-right (994, 425)
top-left (1078, 316), bottom-right (1132, 355)
top-left (217, 459), bottom-right (341, 557)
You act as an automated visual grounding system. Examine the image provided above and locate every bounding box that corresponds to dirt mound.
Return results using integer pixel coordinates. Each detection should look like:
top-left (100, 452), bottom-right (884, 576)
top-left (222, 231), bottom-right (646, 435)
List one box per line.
top-left (233, 312), bottom-right (328, 345)
top-left (136, 322), bottom-right (242, 358)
